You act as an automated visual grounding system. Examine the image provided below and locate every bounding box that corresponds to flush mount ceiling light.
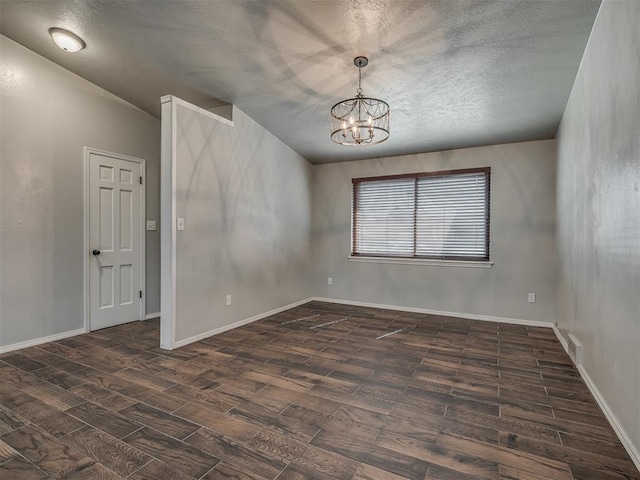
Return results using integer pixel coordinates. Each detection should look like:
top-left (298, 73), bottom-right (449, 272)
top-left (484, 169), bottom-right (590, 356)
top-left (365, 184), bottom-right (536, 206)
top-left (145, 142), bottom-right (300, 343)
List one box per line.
top-left (330, 56), bottom-right (390, 146)
top-left (49, 27), bottom-right (86, 52)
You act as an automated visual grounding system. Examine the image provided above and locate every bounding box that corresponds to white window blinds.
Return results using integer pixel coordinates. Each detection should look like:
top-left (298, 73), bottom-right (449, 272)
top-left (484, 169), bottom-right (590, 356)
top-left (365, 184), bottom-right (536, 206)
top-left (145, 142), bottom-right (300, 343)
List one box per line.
top-left (352, 168), bottom-right (490, 261)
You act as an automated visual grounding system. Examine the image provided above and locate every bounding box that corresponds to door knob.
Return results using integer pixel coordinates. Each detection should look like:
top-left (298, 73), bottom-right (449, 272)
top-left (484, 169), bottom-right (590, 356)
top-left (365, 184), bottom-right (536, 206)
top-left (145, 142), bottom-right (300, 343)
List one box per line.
top-left (92, 249), bottom-right (101, 256)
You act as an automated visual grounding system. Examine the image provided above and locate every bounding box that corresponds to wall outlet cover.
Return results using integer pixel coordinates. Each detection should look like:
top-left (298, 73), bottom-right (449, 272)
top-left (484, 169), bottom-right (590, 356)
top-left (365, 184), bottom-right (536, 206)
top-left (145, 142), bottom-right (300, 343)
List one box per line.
top-left (226, 294), bottom-right (232, 306)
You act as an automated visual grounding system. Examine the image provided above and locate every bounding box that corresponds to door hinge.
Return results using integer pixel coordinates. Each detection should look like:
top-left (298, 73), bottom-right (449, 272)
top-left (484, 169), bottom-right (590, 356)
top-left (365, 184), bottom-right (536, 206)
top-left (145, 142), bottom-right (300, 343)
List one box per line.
top-left (139, 290), bottom-right (143, 298)
top-left (139, 176), bottom-right (143, 185)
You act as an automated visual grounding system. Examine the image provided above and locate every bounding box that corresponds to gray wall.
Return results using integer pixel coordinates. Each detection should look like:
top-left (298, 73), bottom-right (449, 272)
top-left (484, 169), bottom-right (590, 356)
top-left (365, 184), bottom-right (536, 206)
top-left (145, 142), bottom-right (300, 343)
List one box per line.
top-left (312, 140), bottom-right (557, 323)
top-left (556, 0), bottom-right (640, 457)
top-left (0, 35), bottom-right (161, 348)
top-left (171, 103), bottom-right (313, 343)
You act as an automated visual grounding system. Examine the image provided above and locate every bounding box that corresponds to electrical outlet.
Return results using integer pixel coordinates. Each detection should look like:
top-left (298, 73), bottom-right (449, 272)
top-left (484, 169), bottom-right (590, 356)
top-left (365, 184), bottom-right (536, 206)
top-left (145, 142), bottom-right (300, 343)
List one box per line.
top-left (327, 277), bottom-right (333, 285)
top-left (528, 293), bottom-right (536, 303)
top-left (146, 220), bottom-right (157, 231)
top-left (177, 217), bottom-right (185, 231)
top-left (226, 295), bottom-right (232, 306)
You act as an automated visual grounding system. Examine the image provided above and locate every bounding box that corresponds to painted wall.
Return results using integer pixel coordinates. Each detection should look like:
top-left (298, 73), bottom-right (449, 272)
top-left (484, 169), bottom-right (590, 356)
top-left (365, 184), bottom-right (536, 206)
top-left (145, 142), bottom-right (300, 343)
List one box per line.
top-left (556, 0), bottom-right (640, 461)
top-left (312, 140), bottom-right (557, 324)
top-left (168, 101), bottom-right (313, 344)
top-left (0, 35), bottom-right (161, 348)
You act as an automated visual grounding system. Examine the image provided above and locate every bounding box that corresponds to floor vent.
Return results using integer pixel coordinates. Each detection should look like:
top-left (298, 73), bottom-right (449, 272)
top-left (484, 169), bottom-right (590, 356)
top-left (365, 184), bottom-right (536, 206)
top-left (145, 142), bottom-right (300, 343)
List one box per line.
top-left (567, 333), bottom-right (582, 366)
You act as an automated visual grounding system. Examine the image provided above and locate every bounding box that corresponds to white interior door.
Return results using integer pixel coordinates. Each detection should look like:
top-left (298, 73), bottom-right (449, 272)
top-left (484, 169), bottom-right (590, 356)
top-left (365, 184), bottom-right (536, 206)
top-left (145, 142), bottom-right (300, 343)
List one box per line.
top-left (89, 151), bottom-right (143, 330)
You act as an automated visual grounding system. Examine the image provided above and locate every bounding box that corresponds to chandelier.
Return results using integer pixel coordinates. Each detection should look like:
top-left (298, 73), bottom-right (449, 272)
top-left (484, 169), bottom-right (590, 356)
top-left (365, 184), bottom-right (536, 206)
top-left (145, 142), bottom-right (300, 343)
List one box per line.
top-left (330, 56), bottom-right (390, 146)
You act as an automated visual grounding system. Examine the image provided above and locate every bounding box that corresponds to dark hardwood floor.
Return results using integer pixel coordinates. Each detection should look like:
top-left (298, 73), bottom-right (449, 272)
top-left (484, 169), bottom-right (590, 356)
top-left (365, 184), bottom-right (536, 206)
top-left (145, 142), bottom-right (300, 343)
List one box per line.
top-left (1, 301), bottom-right (638, 479)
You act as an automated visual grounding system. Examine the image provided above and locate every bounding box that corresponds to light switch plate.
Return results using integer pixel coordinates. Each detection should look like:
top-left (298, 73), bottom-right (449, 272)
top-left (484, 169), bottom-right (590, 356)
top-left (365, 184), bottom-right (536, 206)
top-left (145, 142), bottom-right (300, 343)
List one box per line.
top-left (177, 218), bottom-right (185, 231)
top-left (146, 220), bottom-right (157, 231)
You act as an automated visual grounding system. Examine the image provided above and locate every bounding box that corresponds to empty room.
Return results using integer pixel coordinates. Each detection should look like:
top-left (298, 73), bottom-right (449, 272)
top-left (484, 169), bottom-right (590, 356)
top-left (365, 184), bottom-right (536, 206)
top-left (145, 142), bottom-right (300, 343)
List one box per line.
top-left (1, 1), bottom-right (639, 479)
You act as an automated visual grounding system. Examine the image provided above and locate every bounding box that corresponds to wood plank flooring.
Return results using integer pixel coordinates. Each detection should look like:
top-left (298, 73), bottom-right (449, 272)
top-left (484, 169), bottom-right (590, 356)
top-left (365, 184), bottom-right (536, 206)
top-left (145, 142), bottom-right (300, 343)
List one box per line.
top-left (1, 301), bottom-right (638, 479)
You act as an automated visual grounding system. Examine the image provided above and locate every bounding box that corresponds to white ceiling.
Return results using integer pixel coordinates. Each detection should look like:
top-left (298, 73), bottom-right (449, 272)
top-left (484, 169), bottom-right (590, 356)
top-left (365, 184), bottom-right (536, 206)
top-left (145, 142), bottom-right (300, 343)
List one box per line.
top-left (0, 0), bottom-right (601, 164)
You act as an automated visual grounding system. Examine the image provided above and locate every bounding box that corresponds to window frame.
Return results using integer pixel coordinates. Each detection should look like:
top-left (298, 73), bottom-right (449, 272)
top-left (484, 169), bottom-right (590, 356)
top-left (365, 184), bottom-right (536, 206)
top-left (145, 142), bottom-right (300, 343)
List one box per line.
top-left (351, 167), bottom-right (491, 262)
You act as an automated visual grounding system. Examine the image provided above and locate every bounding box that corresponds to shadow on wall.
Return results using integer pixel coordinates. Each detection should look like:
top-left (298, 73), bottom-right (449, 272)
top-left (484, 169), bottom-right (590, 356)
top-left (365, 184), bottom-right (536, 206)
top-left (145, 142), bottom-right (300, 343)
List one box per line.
top-left (168, 100), bottom-right (314, 342)
top-left (311, 140), bottom-right (557, 323)
top-left (178, 107), bottom-right (312, 288)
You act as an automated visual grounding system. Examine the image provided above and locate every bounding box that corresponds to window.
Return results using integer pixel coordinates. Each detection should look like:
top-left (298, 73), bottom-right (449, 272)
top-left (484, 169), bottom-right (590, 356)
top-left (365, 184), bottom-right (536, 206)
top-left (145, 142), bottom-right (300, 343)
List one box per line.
top-left (352, 168), bottom-right (490, 261)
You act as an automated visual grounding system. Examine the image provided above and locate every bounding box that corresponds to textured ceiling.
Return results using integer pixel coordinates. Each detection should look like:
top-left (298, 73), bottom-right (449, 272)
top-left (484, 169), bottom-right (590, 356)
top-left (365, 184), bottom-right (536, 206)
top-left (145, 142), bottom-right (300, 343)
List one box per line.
top-left (0, 0), bottom-right (601, 164)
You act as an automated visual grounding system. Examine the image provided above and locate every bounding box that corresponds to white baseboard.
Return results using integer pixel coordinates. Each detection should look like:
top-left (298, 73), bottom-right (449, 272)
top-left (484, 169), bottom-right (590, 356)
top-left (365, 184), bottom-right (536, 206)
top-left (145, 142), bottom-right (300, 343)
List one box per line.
top-left (311, 297), bottom-right (555, 329)
top-left (552, 326), bottom-right (640, 471)
top-left (172, 297), bottom-right (314, 349)
top-left (552, 324), bottom-right (569, 351)
top-left (579, 364), bottom-right (640, 471)
top-left (0, 328), bottom-right (86, 354)
top-left (144, 312), bottom-right (161, 320)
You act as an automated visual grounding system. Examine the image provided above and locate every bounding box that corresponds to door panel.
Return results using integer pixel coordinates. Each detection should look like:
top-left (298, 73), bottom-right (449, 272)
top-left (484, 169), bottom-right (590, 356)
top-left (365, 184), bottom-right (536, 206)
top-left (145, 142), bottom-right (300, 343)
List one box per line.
top-left (120, 264), bottom-right (133, 305)
top-left (99, 266), bottom-right (114, 308)
top-left (100, 187), bottom-right (114, 250)
top-left (89, 152), bottom-right (142, 330)
top-left (120, 189), bottom-right (133, 250)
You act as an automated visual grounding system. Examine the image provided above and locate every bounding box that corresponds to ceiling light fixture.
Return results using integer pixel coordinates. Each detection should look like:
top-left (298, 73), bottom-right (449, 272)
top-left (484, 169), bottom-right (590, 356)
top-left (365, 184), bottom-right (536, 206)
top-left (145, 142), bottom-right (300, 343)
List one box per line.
top-left (49, 28), bottom-right (86, 53)
top-left (330, 56), bottom-right (390, 146)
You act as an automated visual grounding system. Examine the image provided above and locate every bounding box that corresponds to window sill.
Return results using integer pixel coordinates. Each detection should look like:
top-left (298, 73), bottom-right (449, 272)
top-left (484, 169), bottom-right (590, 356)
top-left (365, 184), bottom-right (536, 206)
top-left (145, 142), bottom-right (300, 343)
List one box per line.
top-left (348, 256), bottom-right (493, 268)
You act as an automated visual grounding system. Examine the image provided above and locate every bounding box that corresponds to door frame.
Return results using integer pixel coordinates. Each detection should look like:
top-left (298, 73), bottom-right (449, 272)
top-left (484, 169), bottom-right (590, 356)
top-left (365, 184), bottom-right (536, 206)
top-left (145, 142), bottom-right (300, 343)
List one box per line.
top-left (83, 147), bottom-right (146, 332)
